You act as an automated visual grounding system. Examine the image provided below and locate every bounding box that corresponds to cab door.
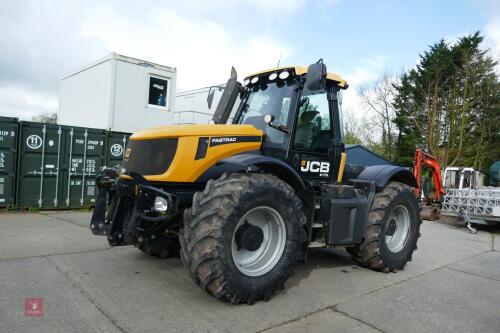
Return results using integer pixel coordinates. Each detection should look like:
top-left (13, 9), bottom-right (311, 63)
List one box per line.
top-left (288, 87), bottom-right (334, 181)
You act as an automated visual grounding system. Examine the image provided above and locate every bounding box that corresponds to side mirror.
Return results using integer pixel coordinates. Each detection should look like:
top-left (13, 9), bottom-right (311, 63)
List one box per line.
top-left (305, 59), bottom-right (327, 91)
top-left (207, 89), bottom-right (215, 110)
top-left (207, 85), bottom-right (225, 110)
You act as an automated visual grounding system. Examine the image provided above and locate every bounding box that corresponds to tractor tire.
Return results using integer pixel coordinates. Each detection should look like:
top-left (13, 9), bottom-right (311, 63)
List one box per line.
top-left (180, 173), bottom-right (307, 304)
top-left (347, 181), bottom-right (421, 272)
top-left (136, 233), bottom-right (180, 258)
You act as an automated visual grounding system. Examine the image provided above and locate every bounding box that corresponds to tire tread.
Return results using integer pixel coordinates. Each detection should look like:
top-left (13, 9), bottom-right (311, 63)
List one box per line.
top-left (180, 173), bottom-right (307, 304)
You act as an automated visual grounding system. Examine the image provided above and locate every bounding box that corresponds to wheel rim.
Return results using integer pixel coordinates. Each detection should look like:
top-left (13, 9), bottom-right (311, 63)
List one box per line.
top-left (231, 206), bottom-right (286, 277)
top-left (384, 204), bottom-right (411, 253)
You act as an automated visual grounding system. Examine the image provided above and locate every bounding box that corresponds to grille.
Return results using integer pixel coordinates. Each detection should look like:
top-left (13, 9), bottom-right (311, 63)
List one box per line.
top-left (123, 138), bottom-right (178, 175)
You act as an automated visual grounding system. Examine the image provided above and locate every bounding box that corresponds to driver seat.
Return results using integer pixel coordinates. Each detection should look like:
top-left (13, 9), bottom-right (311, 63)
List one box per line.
top-left (295, 111), bottom-right (320, 149)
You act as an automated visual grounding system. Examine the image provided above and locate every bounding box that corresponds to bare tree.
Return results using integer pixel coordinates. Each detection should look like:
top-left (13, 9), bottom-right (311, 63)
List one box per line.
top-left (343, 110), bottom-right (386, 158)
top-left (358, 73), bottom-right (398, 160)
top-left (343, 111), bottom-right (362, 144)
top-left (32, 111), bottom-right (58, 124)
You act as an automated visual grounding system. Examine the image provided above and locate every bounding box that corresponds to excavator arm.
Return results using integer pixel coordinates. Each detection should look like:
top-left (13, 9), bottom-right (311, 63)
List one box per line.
top-left (413, 148), bottom-right (445, 202)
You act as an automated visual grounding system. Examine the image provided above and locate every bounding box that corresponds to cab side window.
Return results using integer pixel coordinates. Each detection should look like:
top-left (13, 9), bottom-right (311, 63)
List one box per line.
top-left (293, 89), bottom-right (331, 153)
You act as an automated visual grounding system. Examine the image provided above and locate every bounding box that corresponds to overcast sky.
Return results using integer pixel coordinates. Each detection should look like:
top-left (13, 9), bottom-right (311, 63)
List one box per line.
top-left (0, 0), bottom-right (499, 120)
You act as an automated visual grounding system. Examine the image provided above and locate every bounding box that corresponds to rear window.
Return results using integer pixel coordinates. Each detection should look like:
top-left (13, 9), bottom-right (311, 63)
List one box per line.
top-left (123, 138), bottom-right (178, 175)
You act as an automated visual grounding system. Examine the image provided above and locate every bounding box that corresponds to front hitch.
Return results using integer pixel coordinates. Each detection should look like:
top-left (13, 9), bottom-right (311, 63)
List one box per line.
top-left (90, 168), bottom-right (121, 236)
top-left (90, 168), bottom-right (178, 246)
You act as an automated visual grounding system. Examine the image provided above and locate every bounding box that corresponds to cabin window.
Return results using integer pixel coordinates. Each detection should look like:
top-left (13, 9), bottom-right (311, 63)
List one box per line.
top-left (148, 76), bottom-right (168, 108)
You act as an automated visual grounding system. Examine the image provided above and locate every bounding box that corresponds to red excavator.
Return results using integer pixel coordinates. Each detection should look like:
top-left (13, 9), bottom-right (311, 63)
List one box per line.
top-left (413, 148), bottom-right (445, 220)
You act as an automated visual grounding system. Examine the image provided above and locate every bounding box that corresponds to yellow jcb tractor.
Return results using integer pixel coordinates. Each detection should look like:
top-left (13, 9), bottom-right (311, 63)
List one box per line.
top-left (90, 60), bottom-right (421, 304)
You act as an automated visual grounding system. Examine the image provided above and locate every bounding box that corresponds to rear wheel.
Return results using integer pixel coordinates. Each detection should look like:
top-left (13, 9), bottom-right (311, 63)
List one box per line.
top-left (347, 181), bottom-right (421, 272)
top-left (180, 173), bottom-right (307, 304)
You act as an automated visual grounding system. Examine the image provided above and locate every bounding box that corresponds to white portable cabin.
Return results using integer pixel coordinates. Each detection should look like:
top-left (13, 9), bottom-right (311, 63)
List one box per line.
top-left (59, 53), bottom-right (177, 132)
top-left (174, 85), bottom-right (225, 125)
top-left (443, 167), bottom-right (488, 190)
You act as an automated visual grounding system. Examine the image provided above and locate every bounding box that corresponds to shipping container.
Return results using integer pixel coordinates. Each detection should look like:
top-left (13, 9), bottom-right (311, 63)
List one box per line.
top-left (174, 84), bottom-right (242, 125)
top-left (105, 131), bottom-right (131, 169)
top-left (0, 116), bottom-right (18, 207)
top-left (175, 85), bottom-right (224, 125)
top-left (174, 111), bottom-right (213, 125)
top-left (16, 121), bottom-right (105, 209)
top-left (59, 53), bottom-right (177, 133)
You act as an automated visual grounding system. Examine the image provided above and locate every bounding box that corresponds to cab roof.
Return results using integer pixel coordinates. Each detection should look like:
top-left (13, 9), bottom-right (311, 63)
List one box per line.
top-left (245, 65), bottom-right (348, 89)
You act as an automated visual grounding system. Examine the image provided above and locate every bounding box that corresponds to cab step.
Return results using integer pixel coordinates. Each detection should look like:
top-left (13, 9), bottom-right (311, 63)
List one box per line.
top-left (308, 240), bottom-right (326, 248)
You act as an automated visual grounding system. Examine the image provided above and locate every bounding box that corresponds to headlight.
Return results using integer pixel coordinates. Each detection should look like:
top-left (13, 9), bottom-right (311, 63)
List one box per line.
top-left (154, 196), bottom-right (168, 212)
top-left (279, 71), bottom-right (290, 79)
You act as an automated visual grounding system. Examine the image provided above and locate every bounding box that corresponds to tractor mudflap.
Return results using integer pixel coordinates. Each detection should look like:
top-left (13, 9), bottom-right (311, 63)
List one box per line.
top-left (89, 169), bottom-right (179, 247)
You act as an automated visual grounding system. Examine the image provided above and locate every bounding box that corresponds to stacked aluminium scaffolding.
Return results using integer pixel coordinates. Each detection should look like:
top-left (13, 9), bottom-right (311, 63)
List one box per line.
top-left (442, 187), bottom-right (500, 232)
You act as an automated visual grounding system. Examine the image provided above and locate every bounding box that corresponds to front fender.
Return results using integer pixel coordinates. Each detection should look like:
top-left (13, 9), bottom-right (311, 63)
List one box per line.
top-left (197, 153), bottom-right (314, 234)
top-left (356, 165), bottom-right (418, 188)
top-left (197, 153), bottom-right (309, 194)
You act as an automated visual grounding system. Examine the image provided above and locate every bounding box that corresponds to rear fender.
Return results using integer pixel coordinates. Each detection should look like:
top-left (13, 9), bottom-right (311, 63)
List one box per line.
top-left (355, 165), bottom-right (418, 188)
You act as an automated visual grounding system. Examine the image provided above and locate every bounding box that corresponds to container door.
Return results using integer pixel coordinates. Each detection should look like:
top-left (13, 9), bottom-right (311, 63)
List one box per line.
top-left (0, 117), bottom-right (18, 207)
top-left (17, 123), bottom-right (65, 208)
top-left (105, 132), bottom-right (130, 169)
top-left (63, 128), bottom-right (105, 207)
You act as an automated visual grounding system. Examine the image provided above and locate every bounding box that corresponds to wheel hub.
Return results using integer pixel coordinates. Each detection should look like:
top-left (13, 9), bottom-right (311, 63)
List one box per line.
top-left (385, 204), bottom-right (411, 253)
top-left (386, 219), bottom-right (397, 236)
top-left (231, 206), bottom-right (287, 277)
top-left (235, 221), bottom-right (264, 252)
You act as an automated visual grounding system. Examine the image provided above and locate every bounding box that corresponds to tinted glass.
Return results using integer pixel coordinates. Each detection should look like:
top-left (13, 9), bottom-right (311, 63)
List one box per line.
top-left (293, 88), bottom-right (331, 153)
top-left (148, 77), bottom-right (168, 107)
top-left (124, 138), bottom-right (177, 175)
top-left (235, 81), bottom-right (296, 144)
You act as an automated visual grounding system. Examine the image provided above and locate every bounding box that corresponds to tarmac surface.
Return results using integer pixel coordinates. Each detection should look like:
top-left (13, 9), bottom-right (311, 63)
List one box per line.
top-left (0, 211), bottom-right (499, 333)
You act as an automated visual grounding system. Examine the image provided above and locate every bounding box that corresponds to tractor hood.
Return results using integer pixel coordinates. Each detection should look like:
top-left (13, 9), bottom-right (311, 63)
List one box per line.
top-left (123, 124), bottom-right (264, 183)
top-left (130, 124), bottom-right (263, 140)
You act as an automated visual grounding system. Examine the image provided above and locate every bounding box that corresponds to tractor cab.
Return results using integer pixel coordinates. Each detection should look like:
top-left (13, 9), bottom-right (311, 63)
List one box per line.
top-left (215, 61), bottom-right (349, 183)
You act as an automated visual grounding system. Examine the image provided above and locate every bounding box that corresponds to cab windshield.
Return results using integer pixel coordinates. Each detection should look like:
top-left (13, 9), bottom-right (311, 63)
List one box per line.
top-left (234, 81), bottom-right (297, 144)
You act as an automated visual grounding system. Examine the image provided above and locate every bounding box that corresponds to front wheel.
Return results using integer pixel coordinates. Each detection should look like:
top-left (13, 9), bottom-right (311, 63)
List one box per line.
top-left (347, 181), bottom-right (421, 272)
top-left (180, 173), bottom-right (307, 304)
